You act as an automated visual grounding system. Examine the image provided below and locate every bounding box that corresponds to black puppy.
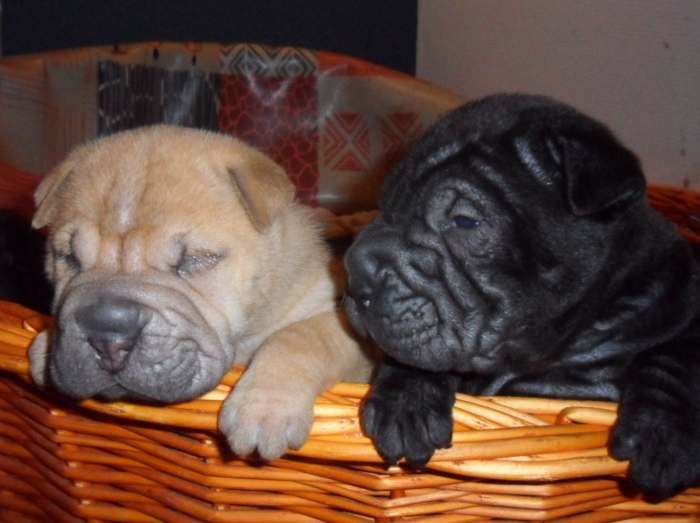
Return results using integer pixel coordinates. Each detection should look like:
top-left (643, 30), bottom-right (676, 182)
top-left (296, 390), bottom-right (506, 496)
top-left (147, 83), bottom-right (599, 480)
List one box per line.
top-left (344, 94), bottom-right (700, 499)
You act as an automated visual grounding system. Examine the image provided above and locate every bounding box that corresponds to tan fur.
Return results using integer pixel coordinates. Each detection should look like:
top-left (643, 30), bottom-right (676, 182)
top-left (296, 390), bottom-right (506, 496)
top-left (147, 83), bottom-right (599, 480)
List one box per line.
top-left (29, 125), bottom-right (373, 459)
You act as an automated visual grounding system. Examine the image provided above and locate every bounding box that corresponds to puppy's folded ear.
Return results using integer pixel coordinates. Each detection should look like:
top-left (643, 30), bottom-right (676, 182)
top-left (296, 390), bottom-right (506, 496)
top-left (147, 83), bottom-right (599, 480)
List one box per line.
top-left (32, 159), bottom-right (76, 229)
top-left (548, 122), bottom-right (646, 216)
top-left (514, 110), bottom-right (646, 217)
top-left (228, 154), bottom-right (295, 232)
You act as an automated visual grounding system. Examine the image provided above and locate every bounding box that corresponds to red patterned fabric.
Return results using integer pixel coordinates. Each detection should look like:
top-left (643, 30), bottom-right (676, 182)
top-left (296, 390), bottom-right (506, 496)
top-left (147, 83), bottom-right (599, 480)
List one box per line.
top-left (322, 112), bottom-right (371, 172)
top-left (218, 75), bottom-right (319, 205)
top-left (380, 112), bottom-right (425, 168)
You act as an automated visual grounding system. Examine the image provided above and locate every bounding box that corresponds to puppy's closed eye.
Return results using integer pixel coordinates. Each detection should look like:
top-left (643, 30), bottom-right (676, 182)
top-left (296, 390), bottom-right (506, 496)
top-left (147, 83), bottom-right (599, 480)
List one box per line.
top-left (175, 249), bottom-right (224, 278)
top-left (53, 230), bottom-right (82, 273)
top-left (57, 251), bottom-right (82, 272)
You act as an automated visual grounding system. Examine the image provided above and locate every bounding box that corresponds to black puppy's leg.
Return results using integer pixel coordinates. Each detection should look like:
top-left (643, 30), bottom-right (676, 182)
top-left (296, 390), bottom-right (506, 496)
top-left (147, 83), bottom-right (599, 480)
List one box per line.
top-left (361, 357), bottom-right (459, 466)
top-left (611, 339), bottom-right (700, 500)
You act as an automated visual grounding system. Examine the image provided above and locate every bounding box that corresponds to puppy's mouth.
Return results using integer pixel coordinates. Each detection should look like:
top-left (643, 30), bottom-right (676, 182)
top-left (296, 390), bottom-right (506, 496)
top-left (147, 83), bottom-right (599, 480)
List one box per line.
top-left (375, 296), bottom-right (439, 344)
top-left (109, 337), bottom-right (203, 401)
top-left (48, 280), bottom-right (231, 404)
top-left (345, 261), bottom-right (507, 373)
top-left (50, 323), bottom-right (218, 403)
top-left (346, 290), bottom-right (457, 372)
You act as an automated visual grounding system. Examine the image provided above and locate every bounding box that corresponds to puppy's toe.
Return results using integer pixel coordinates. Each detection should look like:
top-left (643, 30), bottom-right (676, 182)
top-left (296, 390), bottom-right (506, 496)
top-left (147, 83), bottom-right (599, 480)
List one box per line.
top-left (360, 398), bottom-right (380, 437)
top-left (285, 413), bottom-right (313, 450)
top-left (372, 413), bottom-right (404, 465)
top-left (218, 399), bottom-right (253, 456)
top-left (229, 424), bottom-right (258, 458)
top-left (401, 412), bottom-right (435, 466)
top-left (427, 408), bottom-right (453, 449)
top-left (609, 422), bottom-right (641, 461)
top-left (255, 417), bottom-right (293, 460)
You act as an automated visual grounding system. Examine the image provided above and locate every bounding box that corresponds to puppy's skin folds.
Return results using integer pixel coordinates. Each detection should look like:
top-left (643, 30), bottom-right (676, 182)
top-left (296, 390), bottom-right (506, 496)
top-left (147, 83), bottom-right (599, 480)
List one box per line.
top-left (29, 125), bottom-right (373, 459)
top-left (345, 94), bottom-right (700, 499)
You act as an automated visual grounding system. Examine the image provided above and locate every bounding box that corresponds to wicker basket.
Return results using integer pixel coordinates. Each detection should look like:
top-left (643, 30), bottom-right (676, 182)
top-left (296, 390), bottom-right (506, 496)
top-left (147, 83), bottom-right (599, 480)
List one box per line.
top-left (0, 186), bottom-right (699, 522)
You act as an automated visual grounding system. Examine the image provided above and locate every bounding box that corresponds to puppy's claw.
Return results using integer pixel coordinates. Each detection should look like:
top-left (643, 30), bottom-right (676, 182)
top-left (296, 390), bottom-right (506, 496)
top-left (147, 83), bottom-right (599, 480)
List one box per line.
top-left (402, 412), bottom-right (435, 466)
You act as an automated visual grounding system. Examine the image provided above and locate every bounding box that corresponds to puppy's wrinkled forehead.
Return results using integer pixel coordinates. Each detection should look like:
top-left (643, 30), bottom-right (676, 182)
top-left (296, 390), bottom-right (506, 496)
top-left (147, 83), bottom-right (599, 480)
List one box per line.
top-left (378, 94), bottom-right (547, 214)
top-left (52, 126), bottom-right (246, 232)
top-left (91, 140), bottom-right (148, 233)
top-left (380, 93), bottom-right (644, 222)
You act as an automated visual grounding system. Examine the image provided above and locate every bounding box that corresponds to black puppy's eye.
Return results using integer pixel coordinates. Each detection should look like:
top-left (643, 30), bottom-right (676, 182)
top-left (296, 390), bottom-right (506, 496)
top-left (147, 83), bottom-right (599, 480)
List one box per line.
top-left (453, 215), bottom-right (481, 229)
top-left (176, 250), bottom-right (223, 278)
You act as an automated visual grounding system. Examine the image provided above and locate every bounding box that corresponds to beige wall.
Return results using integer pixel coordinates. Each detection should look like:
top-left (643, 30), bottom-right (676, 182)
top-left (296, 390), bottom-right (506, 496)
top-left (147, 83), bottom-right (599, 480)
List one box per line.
top-left (417, 0), bottom-right (700, 188)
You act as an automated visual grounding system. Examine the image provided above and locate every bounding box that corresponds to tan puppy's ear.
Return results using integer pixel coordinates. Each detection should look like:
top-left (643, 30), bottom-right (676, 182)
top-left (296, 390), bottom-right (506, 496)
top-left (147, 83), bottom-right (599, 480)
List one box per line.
top-left (228, 155), bottom-right (295, 231)
top-left (32, 159), bottom-right (76, 229)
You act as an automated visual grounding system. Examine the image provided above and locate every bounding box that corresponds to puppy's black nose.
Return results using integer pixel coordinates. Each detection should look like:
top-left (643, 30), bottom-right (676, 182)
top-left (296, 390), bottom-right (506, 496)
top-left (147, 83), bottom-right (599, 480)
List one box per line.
top-left (75, 298), bottom-right (145, 372)
top-left (344, 231), bottom-right (396, 304)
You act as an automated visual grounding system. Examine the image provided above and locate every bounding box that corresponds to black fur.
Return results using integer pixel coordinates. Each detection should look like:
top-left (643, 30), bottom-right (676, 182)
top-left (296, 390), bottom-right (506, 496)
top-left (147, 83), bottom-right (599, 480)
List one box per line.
top-left (361, 356), bottom-right (459, 466)
top-left (344, 94), bottom-right (700, 499)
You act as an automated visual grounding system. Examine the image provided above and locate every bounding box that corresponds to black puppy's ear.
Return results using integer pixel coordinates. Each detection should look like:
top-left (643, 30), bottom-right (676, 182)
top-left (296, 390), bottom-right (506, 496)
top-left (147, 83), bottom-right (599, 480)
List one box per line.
top-left (547, 123), bottom-right (646, 216)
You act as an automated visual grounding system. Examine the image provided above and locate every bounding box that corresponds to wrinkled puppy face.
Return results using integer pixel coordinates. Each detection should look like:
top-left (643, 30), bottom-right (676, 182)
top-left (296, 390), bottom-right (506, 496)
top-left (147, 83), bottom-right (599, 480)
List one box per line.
top-left (344, 94), bottom-right (645, 374)
top-left (32, 126), bottom-right (293, 402)
top-left (344, 154), bottom-right (556, 374)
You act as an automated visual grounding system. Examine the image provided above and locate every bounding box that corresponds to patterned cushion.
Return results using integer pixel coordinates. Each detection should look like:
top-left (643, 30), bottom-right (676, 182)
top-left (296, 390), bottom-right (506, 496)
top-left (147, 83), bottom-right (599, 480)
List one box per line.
top-left (0, 42), bottom-right (463, 212)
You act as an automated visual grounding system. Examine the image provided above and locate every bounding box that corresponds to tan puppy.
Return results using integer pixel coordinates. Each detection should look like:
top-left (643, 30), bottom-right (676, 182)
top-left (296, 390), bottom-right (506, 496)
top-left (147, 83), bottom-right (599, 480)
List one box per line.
top-left (28, 125), bottom-right (373, 459)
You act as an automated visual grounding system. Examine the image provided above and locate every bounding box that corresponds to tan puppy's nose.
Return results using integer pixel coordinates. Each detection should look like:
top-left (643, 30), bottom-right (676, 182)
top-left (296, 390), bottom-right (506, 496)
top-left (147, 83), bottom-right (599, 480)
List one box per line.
top-left (75, 298), bottom-right (145, 372)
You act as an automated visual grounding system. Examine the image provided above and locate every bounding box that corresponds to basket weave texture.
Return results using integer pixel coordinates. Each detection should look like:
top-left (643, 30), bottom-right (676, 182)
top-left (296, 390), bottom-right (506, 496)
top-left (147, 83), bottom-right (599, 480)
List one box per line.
top-left (0, 186), bottom-right (699, 522)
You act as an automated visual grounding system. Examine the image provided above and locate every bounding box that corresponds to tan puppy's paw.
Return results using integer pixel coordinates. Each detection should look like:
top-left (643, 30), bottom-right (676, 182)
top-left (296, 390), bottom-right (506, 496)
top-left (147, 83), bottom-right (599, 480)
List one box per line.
top-left (218, 372), bottom-right (314, 460)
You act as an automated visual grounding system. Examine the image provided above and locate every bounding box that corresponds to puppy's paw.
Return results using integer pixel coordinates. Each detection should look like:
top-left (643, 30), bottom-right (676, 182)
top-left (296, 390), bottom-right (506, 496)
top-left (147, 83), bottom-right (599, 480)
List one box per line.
top-left (361, 368), bottom-right (456, 466)
top-left (218, 373), bottom-right (314, 461)
top-left (611, 384), bottom-right (700, 499)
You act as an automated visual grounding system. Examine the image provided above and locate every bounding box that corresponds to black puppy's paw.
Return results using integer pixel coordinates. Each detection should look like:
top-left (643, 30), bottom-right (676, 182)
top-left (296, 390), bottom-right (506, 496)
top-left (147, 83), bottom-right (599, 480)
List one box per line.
top-left (611, 363), bottom-right (700, 499)
top-left (361, 362), bottom-right (458, 466)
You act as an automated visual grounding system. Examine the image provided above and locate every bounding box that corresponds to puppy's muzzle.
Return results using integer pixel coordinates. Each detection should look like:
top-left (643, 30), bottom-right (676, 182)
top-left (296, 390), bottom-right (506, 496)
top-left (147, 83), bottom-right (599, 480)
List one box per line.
top-left (345, 241), bottom-right (381, 308)
top-left (345, 225), bottom-right (429, 337)
top-left (75, 297), bottom-right (151, 372)
top-left (345, 224), bottom-right (403, 306)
